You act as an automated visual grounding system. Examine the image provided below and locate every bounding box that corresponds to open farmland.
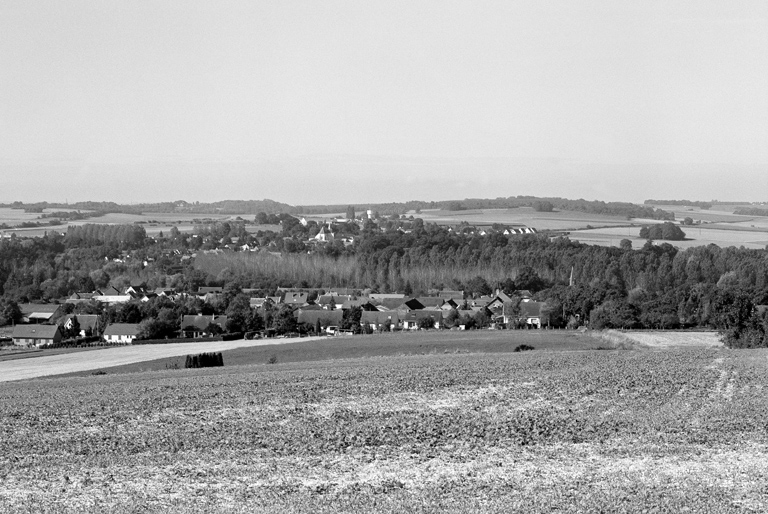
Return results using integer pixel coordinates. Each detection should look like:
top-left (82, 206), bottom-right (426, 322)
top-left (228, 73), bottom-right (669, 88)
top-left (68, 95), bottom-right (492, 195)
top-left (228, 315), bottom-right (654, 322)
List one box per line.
top-left (56, 330), bottom-right (602, 377)
top-left (569, 225), bottom-right (768, 249)
top-left (415, 207), bottom-right (635, 231)
top-left (0, 336), bottom-right (322, 382)
top-left (1, 347), bottom-right (767, 513)
top-left (0, 211), bottom-right (276, 238)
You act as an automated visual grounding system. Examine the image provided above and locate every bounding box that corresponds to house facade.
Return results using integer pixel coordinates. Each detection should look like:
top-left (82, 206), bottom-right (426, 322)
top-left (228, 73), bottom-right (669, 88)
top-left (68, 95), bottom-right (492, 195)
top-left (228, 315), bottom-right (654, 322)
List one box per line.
top-left (12, 325), bottom-right (63, 346)
top-left (103, 323), bottom-right (141, 344)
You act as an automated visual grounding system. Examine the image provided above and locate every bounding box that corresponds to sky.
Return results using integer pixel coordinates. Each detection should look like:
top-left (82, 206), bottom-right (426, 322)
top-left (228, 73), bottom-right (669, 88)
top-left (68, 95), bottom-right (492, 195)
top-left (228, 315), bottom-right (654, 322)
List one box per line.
top-left (1, 0), bottom-right (766, 205)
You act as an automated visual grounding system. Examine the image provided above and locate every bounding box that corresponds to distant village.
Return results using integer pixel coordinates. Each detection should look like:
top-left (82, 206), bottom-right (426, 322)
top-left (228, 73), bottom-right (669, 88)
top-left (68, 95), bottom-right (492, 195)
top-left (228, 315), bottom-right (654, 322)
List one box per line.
top-left (10, 284), bottom-right (549, 347)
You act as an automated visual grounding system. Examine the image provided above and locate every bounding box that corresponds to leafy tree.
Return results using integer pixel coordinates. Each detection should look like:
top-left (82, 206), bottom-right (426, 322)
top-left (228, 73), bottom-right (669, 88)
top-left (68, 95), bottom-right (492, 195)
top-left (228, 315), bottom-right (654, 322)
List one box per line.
top-left (341, 306), bottom-right (362, 332)
top-left (0, 299), bottom-right (21, 326)
top-left (272, 304), bottom-right (297, 334)
top-left (418, 315), bottom-right (436, 330)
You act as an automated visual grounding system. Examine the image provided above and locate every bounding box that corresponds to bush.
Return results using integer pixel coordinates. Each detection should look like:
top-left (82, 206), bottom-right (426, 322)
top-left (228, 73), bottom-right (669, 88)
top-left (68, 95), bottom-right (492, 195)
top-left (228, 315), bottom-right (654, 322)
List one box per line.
top-left (514, 344), bottom-right (535, 352)
top-left (184, 352), bottom-right (224, 368)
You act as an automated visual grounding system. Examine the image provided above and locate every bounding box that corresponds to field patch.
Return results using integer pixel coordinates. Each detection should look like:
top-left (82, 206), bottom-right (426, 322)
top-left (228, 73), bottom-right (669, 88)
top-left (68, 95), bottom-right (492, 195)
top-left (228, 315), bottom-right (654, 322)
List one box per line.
top-left (0, 336), bottom-right (322, 382)
top-left (1, 348), bottom-right (768, 512)
top-left (56, 330), bottom-right (602, 377)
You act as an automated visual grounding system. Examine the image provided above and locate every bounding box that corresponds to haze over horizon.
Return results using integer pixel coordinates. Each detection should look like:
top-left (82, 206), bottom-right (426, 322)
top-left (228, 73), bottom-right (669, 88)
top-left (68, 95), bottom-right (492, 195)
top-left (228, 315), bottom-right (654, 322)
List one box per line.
top-left (2, 1), bottom-right (766, 205)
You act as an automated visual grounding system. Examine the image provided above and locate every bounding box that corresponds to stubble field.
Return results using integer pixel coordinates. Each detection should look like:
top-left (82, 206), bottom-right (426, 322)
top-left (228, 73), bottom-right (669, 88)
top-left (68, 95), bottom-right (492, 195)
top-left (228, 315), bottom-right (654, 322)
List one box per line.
top-left (2, 338), bottom-right (767, 513)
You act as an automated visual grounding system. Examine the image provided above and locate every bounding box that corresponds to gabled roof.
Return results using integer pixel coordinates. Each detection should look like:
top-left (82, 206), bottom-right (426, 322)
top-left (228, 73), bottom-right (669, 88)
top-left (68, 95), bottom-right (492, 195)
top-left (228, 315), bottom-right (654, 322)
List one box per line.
top-left (181, 315), bottom-right (227, 330)
top-left (198, 286), bottom-right (223, 294)
top-left (399, 298), bottom-right (425, 311)
top-left (520, 301), bottom-right (545, 318)
top-left (283, 292), bottom-right (308, 305)
top-left (59, 314), bottom-right (99, 331)
top-left (103, 323), bottom-right (141, 336)
top-left (317, 295), bottom-right (350, 306)
top-left (12, 325), bottom-right (61, 339)
top-left (297, 309), bottom-right (344, 325)
top-left (416, 297), bottom-right (445, 308)
top-left (97, 286), bottom-right (122, 296)
top-left (371, 298), bottom-right (405, 311)
top-left (19, 303), bottom-right (61, 315)
top-left (360, 311), bottom-right (400, 325)
top-left (402, 311), bottom-right (443, 322)
top-left (369, 293), bottom-right (405, 300)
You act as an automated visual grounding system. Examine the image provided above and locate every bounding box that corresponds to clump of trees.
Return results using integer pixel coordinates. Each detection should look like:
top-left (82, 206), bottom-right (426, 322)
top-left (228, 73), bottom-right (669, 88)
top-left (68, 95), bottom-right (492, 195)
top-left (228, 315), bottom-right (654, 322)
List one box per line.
top-left (639, 222), bottom-right (686, 241)
top-left (185, 352), bottom-right (224, 368)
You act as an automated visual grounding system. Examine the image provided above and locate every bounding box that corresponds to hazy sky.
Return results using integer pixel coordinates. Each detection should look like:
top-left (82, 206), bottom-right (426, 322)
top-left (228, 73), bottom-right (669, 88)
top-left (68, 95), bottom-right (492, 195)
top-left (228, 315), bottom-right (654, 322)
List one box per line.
top-left (1, 1), bottom-right (766, 205)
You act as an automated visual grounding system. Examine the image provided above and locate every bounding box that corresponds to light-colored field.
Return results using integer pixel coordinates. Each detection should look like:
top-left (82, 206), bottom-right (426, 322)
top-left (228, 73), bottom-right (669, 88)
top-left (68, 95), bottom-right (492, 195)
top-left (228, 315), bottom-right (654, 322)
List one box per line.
top-left (591, 330), bottom-right (724, 349)
top-left (570, 225), bottom-right (768, 249)
top-left (0, 211), bottom-right (274, 237)
top-left (416, 207), bottom-right (634, 230)
top-left (0, 336), bottom-right (322, 382)
top-left (2, 348), bottom-right (768, 512)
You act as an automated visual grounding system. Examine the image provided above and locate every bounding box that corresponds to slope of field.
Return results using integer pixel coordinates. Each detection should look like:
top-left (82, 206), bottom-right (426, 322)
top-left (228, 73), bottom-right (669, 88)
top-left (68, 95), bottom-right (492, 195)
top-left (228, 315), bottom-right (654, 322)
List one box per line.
top-left (0, 336), bottom-right (322, 382)
top-left (56, 330), bottom-right (602, 377)
top-left (590, 330), bottom-right (723, 349)
top-left (1, 348), bottom-right (767, 512)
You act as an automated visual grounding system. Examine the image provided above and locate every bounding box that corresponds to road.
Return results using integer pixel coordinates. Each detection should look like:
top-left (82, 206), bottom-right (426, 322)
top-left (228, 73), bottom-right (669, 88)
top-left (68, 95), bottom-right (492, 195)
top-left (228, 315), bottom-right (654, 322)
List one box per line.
top-left (0, 336), bottom-right (323, 382)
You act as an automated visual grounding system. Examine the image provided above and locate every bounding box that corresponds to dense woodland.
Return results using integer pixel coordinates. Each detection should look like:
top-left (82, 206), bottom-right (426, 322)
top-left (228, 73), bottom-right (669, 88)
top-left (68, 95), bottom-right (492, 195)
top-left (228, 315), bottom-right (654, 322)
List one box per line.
top-left (0, 215), bottom-right (767, 347)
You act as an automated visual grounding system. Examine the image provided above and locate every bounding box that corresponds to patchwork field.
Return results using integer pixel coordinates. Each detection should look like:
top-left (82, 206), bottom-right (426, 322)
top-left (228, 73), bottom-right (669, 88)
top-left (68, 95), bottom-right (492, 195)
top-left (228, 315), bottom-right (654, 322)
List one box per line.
top-left (1, 343), bottom-right (766, 513)
top-left (0, 210), bottom-right (276, 238)
top-left (415, 207), bottom-right (635, 231)
top-left (569, 225), bottom-right (768, 249)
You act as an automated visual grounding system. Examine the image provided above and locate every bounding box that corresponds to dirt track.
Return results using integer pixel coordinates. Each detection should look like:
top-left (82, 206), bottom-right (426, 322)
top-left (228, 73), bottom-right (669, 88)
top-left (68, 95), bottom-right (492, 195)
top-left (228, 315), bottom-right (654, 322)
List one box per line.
top-left (0, 337), bottom-right (323, 382)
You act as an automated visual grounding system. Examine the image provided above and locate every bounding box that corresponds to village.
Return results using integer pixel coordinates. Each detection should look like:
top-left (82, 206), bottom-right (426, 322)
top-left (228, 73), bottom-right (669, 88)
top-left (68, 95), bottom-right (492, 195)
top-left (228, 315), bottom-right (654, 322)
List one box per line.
top-left (9, 284), bottom-right (549, 347)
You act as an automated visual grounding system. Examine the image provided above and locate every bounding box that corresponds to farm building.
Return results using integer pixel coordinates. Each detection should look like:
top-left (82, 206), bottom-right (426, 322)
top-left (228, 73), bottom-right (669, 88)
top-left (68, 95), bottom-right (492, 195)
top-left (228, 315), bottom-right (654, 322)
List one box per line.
top-left (12, 325), bottom-right (63, 346)
top-left (181, 315), bottom-right (228, 338)
top-left (402, 311), bottom-right (443, 330)
top-left (519, 301), bottom-right (546, 328)
top-left (283, 292), bottom-right (309, 306)
top-left (360, 311), bottom-right (400, 331)
top-left (18, 303), bottom-right (65, 324)
top-left (296, 309), bottom-right (343, 328)
top-left (103, 323), bottom-right (141, 344)
top-left (58, 314), bottom-right (99, 337)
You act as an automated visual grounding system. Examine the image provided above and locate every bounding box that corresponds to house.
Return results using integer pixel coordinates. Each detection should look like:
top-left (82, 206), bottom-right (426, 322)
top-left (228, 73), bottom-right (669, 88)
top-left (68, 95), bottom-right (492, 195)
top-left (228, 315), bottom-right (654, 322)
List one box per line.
top-left (18, 303), bottom-right (64, 324)
top-left (125, 284), bottom-right (148, 298)
top-left (416, 297), bottom-right (445, 309)
top-left (316, 295), bottom-right (349, 310)
top-left (103, 323), bottom-right (141, 344)
top-left (12, 325), bottom-right (63, 346)
top-left (296, 309), bottom-right (344, 329)
top-left (361, 311), bottom-right (400, 331)
top-left (397, 298), bottom-right (426, 312)
top-left (372, 297), bottom-right (408, 311)
top-left (198, 286), bottom-right (223, 294)
top-left (369, 293), bottom-right (405, 301)
top-left (341, 297), bottom-right (378, 311)
top-left (65, 292), bottom-right (96, 304)
top-left (93, 286), bottom-right (131, 304)
top-left (181, 315), bottom-right (228, 337)
top-left (250, 297), bottom-right (273, 309)
top-left (520, 301), bottom-right (546, 328)
top-left (402, 311), bottom-right (442, 330)
top-left (283, 292), bottom-right (309, 306)
top-left (314, 224), bottom-right (335, 242)
top-left (58, 314), bottom-right (99, 337)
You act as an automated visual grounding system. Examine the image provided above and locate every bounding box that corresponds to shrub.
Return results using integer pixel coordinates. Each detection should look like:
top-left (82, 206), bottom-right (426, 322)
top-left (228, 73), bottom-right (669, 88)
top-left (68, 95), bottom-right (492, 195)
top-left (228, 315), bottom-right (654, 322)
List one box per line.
top-left (184, 352), bottom-right (224, 368)
top-left (514, 344), bottom-right (534, 352)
